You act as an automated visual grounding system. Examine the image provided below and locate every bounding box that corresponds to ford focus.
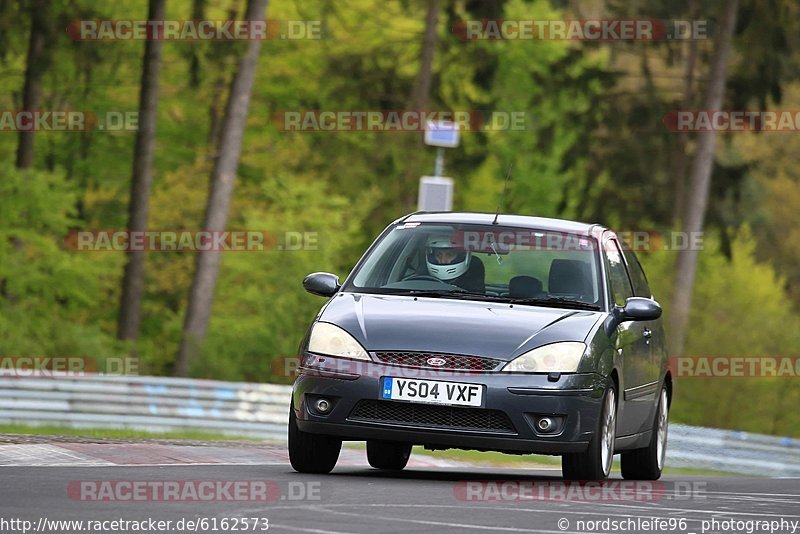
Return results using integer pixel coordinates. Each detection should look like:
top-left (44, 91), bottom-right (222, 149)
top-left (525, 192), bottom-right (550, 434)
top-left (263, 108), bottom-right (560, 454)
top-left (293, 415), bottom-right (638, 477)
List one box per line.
top-left (288, 212), bottom-right (670, 480)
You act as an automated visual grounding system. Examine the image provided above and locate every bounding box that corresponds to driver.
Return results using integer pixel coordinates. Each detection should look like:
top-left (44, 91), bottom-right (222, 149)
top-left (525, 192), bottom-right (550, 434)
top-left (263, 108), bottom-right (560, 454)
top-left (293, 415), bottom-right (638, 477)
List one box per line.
top-left (425, 234), bottom-right (471, 282)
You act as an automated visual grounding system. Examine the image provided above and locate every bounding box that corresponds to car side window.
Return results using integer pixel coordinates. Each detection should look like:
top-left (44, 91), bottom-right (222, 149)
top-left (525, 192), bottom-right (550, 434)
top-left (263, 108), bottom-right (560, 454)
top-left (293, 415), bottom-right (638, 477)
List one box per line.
top-left (605, 239), bottom-right (634, 307)
top-left (622, 248), bottom-right (652, 298)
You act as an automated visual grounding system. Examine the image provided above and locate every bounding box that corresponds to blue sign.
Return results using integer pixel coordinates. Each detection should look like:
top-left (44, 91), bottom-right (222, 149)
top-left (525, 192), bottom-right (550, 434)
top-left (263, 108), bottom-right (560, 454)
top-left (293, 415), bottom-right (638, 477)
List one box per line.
top-left (382, 377), bottom-right (393, 398)
top-left (424, 121), bottom-right (460, 148)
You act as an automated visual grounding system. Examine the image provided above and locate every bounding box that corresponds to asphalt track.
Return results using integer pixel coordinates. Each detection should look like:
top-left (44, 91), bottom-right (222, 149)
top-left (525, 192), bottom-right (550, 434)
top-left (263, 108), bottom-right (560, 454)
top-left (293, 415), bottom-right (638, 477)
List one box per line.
top-left (0, 437), bottom-right (798, 534)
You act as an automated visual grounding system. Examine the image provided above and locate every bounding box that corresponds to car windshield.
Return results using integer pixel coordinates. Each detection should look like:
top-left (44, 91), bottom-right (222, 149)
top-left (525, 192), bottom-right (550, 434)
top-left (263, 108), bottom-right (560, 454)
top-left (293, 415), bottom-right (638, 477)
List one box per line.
top-left (344, 222), bottom-right (603, 310)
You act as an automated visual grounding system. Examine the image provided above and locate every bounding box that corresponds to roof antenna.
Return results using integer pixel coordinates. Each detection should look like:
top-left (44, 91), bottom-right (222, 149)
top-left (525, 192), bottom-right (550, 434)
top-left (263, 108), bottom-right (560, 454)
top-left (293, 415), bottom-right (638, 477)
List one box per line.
top-left (492, 164), bottom-right (512, 225)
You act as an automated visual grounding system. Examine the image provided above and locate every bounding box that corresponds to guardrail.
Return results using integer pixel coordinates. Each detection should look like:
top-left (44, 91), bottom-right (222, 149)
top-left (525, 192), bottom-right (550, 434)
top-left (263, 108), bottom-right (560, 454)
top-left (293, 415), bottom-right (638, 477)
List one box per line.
top-left (667, 423), bottom-right (800, 477)
top-left (0, 374), bottom-right (798, 476)
top-left (0, 374), bottom-right (290, 440)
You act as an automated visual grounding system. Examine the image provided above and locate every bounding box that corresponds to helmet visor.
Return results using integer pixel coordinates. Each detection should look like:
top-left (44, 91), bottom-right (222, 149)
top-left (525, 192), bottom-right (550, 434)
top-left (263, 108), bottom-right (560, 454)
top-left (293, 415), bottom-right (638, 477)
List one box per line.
top-left (426, 246), bottom-right (467, 266)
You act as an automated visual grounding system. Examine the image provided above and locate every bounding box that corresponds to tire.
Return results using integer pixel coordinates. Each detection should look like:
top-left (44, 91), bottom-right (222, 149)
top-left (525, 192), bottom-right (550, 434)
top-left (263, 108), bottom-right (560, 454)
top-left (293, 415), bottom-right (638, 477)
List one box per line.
top-left (621, 385), bottom-right (669, 480)
top-left (562, 386), bottom-right (617, 480)
top-left (366, 440), bottom-right (412, 470)
top-left (288, 405), bottom-right (342, 474)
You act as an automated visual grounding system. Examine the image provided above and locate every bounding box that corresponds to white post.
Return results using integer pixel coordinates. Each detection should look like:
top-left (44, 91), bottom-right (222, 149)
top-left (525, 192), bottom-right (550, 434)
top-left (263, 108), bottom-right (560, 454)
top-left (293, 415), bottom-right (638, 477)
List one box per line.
top-left (434, 147), bottom-right (444, 177)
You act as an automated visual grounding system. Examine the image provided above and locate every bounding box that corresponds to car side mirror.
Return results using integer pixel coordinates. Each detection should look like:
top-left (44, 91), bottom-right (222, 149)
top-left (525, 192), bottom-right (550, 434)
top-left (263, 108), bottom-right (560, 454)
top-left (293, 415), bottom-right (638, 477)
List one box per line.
top-left (303, 272), bottom-right (340, 297)
top-left (604, 297), bottom-right (662, 335)
top-left (619, 297), bottom-right (662, 321)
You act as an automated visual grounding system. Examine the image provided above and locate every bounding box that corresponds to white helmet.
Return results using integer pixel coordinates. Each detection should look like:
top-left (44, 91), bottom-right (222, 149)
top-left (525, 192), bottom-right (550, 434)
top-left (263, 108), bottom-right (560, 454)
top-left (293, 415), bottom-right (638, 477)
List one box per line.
top-left (426, 234), bottom-right (471, 281)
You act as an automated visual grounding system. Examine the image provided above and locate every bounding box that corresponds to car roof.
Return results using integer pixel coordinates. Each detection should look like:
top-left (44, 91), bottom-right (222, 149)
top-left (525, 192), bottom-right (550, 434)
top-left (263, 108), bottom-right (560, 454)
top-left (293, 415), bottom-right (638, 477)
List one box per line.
top-left (400, 211), bottom-right (606, 236)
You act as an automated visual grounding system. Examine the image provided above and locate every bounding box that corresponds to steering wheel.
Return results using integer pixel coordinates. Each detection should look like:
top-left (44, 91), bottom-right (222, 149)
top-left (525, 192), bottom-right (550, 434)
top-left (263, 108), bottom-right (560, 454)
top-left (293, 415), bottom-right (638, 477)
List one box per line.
top-left (402, 274), bottom-right (442, 282)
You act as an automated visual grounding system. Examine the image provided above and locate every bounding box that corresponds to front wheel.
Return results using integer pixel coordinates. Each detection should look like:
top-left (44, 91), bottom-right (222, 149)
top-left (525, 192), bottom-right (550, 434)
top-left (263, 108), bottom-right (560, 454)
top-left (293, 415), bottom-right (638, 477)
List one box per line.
top-left (288, 405), bottom-right (342, 474)
top-left (562, 386), bottom-right (617, 480)
top-left (621, 385), bottom-right (669, 480)
top-left (366, 440), bottom-right (412, 470)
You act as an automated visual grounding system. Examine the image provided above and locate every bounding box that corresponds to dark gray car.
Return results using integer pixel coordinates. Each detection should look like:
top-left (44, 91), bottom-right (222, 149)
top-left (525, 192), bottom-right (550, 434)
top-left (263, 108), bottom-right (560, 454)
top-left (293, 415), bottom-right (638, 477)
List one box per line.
top-left (289, 212), bottom-right (671, 480)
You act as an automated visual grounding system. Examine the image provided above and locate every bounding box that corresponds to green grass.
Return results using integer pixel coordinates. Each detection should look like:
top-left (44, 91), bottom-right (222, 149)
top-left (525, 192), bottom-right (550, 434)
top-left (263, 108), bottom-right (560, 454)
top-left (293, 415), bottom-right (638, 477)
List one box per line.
top-left (660, 466), bottom-right (740, 477)
top-left (409, 446), bottom-right (738, 476)
top-left (342, 442), bottom-right (560, 468)
top-left (0, 423), bottom-right (257, 441)
top-left (412, 446), bottom-right (561, 467)
top-left (0, 425), bottom-right (743, 476)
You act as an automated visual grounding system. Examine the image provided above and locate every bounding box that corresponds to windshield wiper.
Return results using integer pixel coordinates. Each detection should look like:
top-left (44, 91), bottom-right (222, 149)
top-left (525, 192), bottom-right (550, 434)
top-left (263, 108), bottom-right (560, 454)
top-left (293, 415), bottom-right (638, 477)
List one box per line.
top-left (379, 288), bottom-right (508, 302)
top-left (507, 296), bottom-right (601, 311)
top-left (377, 289), bottom-right (598, 309)
top-left (377, 288), bottom-right (457, 298)
top-left (445, 289), bottom-right (511, 302)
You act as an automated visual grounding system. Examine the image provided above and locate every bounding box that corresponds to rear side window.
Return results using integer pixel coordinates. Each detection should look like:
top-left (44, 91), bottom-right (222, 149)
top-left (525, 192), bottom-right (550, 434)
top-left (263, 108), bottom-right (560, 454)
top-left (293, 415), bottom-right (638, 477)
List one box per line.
top-left (605, 239), bottom-right (633, 306)
top-left (622, 248), bottom-right (652, 298)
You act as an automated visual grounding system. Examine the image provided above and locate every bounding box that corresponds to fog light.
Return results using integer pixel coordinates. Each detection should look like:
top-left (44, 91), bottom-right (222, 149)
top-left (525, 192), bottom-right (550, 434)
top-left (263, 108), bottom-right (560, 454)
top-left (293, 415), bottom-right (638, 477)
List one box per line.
top-left (537, 417), bottom-right (554, 432)
top-left (315, 398), bottom-right (332, 414)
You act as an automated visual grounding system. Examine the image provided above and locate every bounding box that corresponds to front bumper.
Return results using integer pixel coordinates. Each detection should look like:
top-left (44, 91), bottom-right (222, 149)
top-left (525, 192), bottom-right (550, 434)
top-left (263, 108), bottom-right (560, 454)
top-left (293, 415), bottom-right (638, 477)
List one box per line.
top-left (292, 354), bottom-right (608, 455)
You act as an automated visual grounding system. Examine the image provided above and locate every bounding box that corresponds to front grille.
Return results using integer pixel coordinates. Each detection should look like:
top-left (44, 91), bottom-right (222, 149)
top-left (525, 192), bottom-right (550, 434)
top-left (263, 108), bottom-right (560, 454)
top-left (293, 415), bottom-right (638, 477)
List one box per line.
top-left (349, 399), bottom-right (516, 434)
top-left (373, 351), bottom-right (502, 372)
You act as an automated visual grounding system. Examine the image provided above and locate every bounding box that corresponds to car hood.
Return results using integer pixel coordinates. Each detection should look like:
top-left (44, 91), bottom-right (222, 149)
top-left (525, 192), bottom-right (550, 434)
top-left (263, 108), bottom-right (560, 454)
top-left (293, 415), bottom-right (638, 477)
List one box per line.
top-left (316, 292), bottom-right (604, 361)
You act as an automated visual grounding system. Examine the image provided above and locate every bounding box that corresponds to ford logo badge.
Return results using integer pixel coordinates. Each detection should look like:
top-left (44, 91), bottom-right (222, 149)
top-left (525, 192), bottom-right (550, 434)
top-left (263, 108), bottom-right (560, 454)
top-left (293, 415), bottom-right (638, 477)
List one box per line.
top-left (426, 357), bottom-right (446, 367)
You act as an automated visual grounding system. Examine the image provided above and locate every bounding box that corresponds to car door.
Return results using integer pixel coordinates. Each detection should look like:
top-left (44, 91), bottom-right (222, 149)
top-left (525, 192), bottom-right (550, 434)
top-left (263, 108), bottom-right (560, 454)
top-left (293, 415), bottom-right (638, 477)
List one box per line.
top-left (604, 237), bottom-right (652, 436)
top-left (621, 246), bottom-right (665, 391)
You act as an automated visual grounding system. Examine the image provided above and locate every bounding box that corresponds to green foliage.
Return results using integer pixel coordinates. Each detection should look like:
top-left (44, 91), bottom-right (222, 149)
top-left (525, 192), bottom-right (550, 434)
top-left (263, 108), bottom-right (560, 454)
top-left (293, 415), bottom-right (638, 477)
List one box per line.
top-left (1, 0), bottom-right (799, 437)
top-left (191, 176), bottom-right (370, 382)
top-left (457, 1), bottom-right (612, 218)
top-left (0, 161), bottom-right (122, 358)
top-left (640, 229), bottom-right (800, 436)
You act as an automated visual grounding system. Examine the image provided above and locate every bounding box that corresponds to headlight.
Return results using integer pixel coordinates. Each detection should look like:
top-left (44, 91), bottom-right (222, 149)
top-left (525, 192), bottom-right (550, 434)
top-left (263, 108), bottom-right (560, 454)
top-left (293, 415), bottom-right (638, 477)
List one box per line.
top-left (501, 342), bottom-right (586, 373)
top-left (308, 322), bottom-right (370, 360)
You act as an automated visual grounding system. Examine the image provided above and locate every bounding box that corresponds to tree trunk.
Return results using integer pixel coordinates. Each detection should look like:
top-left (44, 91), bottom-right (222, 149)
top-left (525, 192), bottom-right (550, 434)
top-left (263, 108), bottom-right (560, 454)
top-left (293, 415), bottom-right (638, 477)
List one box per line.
top-left (117, 0), bottom-right (166, 344)
top-left (188, 0), bottom-right (206, 88)
top-left (175, 0), bottom-right (269, 376)
top-left (668, 0), bottom-right (739, 355)
top-left (208, 0), bottom-right (241, 149)
top-left (16, 0), bottom-right (48, 169)
top-left (398, 0), bottom-right (440, 210)
top-left (670, 0), bottom-right (699, 227)
top-left (407, 0), bottom-right (439, 115)
top-left (208, 75), bottom-right (227, 149)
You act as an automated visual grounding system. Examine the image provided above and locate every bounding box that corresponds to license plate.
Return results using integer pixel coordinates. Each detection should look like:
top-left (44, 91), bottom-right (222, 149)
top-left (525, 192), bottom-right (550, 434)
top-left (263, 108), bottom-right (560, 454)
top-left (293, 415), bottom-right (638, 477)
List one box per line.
top-left (381, 377), bottom-right (483, 407)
